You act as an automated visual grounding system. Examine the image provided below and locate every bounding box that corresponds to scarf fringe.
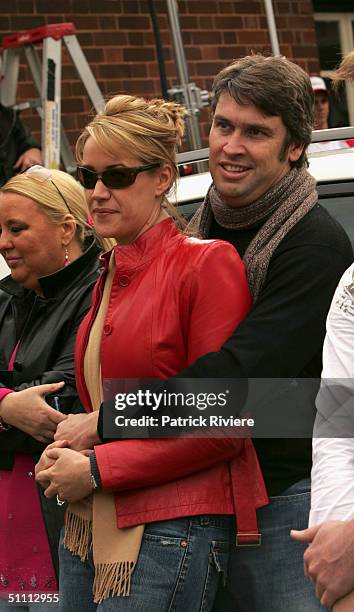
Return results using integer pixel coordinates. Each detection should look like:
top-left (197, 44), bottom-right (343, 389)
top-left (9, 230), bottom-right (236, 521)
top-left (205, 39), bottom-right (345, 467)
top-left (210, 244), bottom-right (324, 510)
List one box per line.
top-left (64, 510), bottom-right (92, 561)
top-left (93, 561), bottom-right (135, 604)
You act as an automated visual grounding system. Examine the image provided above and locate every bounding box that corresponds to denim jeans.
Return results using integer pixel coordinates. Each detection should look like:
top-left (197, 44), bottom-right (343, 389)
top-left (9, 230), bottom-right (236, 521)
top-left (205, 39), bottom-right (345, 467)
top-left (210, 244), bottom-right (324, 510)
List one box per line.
top-left (211, 479), bottom-right (329, 612)
top-left (59, 515), bottom-right (230, 612)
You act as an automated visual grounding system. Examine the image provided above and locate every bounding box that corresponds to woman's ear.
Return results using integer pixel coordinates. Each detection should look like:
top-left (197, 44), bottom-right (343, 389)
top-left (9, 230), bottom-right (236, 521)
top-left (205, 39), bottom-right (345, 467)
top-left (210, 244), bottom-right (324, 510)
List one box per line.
top-left (60, 214), bottom-right (77, 246)
top-left (155, 164), bottom-right (173, 197)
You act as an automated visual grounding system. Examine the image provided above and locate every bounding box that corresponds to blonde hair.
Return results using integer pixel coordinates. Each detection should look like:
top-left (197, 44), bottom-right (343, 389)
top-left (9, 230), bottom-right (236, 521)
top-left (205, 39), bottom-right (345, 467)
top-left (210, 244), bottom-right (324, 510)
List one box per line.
top-left (333, 51), bottom-right (354, 85)
top-left (76, 94), bottom-right (187, 227)
top-left (1, 169), bottom-right (114, 252)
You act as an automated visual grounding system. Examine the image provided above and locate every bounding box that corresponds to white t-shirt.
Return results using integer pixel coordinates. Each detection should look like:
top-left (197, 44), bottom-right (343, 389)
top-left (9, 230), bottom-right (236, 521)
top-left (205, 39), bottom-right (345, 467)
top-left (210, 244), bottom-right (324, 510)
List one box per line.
top-left (310, 263), bottom-right (354, 526)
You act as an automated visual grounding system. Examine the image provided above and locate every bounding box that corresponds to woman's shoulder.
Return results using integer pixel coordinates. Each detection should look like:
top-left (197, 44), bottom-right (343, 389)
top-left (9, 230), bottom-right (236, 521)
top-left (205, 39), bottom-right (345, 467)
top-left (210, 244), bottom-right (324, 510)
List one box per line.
top-left (177, 234), bottom-right (241, 266)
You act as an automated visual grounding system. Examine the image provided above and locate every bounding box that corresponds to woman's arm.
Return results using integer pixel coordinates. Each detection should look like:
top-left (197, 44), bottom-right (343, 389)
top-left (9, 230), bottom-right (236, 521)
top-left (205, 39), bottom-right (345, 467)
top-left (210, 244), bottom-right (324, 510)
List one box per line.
top-left (0, 382), bottom-right (67, 443)
top-left (0, 301), bottom-right (91, 451)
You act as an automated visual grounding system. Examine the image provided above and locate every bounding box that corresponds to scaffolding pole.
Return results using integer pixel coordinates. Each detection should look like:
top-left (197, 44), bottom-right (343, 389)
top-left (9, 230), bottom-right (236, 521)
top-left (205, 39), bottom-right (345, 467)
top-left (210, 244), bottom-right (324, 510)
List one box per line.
top-left (166, 0), bottom-right (203, 151)
top-left (264, 0), bottom-right (280, 56)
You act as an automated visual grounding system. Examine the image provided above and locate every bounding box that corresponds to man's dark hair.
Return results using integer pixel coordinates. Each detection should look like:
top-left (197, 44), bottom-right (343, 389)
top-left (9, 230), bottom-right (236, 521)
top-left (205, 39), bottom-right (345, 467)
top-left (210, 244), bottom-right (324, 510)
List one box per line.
top-left (211, 54), bottom-right (314, 168)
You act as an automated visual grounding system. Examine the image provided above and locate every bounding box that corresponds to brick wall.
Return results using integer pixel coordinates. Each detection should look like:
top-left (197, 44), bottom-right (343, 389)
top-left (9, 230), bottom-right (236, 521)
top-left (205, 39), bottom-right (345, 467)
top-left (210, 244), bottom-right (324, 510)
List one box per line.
top-left (0, 0), bottom-right (320, 150)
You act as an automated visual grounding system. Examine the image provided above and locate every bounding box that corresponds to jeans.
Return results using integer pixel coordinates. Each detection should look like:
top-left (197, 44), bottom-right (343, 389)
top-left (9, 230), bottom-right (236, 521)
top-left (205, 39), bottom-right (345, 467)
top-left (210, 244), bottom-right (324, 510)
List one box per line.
top-left (59, 515), bottom-right (230, 612)
top-left (212, 479), bottom-right (329, 612)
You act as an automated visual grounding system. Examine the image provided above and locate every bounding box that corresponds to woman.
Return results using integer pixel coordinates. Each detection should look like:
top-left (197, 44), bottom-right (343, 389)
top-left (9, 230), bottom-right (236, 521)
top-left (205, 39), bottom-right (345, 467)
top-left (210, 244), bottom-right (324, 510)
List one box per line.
top-left (36, 95), bottom-right (268, 612)
top-left (0, 166), bottom-right (112, 610)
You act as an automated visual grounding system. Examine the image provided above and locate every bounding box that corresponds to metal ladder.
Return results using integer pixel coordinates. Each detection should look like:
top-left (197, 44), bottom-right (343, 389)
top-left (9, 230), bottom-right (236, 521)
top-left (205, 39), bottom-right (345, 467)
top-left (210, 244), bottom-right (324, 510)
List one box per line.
top-left (1, 22), bottom-right (105, 173)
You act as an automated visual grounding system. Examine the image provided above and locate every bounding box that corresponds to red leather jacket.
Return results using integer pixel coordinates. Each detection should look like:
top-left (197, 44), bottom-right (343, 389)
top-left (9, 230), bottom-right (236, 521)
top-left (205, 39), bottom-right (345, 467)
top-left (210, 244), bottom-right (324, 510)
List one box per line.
top-left (75, 219), bottom-right (268, 541)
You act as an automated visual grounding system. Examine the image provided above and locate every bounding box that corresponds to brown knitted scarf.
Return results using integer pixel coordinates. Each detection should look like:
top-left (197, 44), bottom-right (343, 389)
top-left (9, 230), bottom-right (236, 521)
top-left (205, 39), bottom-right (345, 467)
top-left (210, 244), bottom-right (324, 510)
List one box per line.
top-left (189, 167), bottom-right (318, 303)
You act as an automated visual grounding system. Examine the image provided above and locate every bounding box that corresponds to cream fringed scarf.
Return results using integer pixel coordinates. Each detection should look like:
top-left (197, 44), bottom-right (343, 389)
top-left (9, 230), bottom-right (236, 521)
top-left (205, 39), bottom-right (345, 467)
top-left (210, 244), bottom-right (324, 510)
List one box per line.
top-left (63, 253), bottom-right (144, 603)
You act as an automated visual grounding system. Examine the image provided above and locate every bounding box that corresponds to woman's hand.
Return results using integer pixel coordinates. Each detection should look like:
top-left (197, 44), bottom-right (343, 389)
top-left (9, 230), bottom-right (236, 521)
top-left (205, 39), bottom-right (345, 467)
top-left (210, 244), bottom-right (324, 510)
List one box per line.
top-left (334, 591), bottom-right (354, 611)
top-left (0, 382), bottom-right (67, 443)
top-left (35, 447), bottom-right (93, 503)
top-left (54, 411), bottom-right (100, 451)
top-left (35, 440), bottom-right (69, 488)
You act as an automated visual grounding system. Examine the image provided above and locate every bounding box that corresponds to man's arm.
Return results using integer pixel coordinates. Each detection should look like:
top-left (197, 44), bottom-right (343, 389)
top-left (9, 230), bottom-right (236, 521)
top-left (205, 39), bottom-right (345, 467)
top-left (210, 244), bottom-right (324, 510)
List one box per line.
top-left (176, 242), bottom-right (352, 380)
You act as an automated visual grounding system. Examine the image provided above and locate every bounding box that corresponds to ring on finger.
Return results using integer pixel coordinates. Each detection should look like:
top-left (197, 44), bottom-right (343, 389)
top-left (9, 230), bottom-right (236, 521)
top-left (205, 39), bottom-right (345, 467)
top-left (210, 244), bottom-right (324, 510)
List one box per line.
top-left (56, 495), bottom-right (66, 506)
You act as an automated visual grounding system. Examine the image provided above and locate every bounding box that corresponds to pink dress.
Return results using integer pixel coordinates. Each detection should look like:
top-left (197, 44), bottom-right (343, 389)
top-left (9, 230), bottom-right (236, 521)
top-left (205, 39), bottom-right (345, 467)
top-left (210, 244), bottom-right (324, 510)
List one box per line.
top-left (0, 345), bottom-right (57, 597)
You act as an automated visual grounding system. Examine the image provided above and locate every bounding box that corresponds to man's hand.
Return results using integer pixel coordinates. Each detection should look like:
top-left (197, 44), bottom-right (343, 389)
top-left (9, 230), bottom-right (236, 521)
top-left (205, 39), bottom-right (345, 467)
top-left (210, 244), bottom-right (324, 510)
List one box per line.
top-left (35, 447), bottom-right (93, 503)
top-left (13, 147), bottom-right (42, 171)
top-left (0, 382), bottom-right (67, 443)
top-left (54, 412), bottom-right (100, 451)
top-left (291, 520), bottom-right (354, 607)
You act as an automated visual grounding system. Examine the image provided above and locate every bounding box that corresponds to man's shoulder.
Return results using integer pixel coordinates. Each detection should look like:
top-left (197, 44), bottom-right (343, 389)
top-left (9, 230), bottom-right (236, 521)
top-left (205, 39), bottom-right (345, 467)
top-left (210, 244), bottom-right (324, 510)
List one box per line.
top-left (279, 204), bottom-right (352, 255)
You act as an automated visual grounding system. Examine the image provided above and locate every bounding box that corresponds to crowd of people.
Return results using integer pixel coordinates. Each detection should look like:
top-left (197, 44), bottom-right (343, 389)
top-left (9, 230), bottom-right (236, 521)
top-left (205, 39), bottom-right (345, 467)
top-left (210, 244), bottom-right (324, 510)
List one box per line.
top-left (0, 50), bottom-right (353, 612)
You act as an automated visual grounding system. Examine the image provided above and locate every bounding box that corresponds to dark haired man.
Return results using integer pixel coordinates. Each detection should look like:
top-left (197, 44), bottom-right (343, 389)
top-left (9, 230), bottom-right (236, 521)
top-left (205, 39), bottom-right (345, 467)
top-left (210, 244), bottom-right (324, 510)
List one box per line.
top-left (185, 54), bottom-right (353, 611)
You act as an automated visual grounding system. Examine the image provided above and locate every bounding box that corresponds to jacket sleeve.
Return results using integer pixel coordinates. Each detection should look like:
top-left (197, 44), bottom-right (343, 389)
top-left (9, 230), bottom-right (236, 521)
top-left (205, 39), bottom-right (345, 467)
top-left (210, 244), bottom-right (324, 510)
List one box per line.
top-left (186, 241), bottom-right (251, 363)
top-left (0, 297), bottom-right (91, 455)
top-left (96, 241), bottom-right (251, 490)
top-left (95, 436), bottom-right (245, 492)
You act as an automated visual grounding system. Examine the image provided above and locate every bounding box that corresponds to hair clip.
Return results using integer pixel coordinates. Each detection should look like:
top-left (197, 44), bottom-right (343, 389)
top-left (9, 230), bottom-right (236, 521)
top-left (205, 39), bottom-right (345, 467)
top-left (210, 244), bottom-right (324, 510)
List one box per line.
top-left (25, 165), bottom-right (52, 182)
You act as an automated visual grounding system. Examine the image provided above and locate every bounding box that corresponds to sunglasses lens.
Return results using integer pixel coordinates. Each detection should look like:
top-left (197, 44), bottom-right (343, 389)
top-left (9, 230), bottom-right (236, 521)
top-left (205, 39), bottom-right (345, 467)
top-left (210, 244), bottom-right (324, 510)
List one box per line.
top-left (104, 169), bottom-right (136, 189)
top-left (77, 167), bottom-right (96, 189)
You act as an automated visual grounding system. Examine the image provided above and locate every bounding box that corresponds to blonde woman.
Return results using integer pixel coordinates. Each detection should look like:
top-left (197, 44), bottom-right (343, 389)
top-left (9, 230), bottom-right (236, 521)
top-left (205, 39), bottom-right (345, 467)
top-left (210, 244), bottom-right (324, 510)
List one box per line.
top-left (0, 167), bottom-right (111, 611)
top-left (36, 96), bottom-right (267, 612)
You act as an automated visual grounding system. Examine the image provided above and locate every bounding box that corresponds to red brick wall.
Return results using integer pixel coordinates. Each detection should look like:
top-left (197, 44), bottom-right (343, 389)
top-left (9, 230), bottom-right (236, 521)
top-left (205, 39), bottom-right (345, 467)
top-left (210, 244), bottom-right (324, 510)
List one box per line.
top-left (0, 0), bottom-right (320, 149)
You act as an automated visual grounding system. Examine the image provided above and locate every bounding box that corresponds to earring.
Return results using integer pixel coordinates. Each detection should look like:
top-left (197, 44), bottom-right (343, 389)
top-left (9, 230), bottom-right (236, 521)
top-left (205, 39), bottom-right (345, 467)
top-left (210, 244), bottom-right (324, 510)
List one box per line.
top-left (64, 247), bottom-right (70, 267)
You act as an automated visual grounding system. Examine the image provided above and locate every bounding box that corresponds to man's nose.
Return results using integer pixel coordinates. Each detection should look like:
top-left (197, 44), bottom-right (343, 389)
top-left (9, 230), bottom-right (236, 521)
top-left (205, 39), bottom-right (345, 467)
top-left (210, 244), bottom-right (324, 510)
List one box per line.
top-left (222, 130), bottom-right (245, 156)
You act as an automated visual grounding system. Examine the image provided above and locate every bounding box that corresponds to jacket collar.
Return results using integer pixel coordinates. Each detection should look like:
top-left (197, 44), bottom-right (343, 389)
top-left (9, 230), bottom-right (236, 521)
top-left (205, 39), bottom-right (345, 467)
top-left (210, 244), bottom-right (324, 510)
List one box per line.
top-left (100, 218), bottom-right (182, 273)
top-left (0, 234), bottom-right (101, 299)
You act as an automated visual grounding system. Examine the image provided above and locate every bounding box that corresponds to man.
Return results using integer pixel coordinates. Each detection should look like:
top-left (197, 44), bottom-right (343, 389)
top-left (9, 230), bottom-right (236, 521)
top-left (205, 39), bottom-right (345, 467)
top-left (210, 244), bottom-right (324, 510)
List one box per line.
top-left (0, 102), bottom-right (42, 186)
top-left (308, 75), bottom-right (350, 153)
top-left (292, 49), bottom-right (354, 612)
top-left (186, 54), bottom-right (352, 611)
top-left (311, 76), bottom-right (330, 130)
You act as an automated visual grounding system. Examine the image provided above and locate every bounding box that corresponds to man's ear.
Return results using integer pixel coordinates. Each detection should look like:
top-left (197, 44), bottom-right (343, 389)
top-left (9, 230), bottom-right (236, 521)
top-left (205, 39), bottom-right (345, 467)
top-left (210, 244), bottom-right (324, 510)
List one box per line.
top-left (155, 164), bottom-right (173, 197)
top-left (288, 142), bottom-right (305, 163)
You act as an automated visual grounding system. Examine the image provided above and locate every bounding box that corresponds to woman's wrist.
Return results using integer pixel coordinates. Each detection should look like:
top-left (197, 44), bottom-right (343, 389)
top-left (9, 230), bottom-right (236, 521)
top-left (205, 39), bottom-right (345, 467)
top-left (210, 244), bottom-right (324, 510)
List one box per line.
top-left (0, 391), bottom-right (15, 431)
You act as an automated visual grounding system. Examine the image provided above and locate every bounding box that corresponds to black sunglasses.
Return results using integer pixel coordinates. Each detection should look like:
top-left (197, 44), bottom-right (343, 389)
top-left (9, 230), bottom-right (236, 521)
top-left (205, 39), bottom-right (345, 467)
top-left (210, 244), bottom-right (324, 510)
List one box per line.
top-left (76, 163), bottom-right (160, 190)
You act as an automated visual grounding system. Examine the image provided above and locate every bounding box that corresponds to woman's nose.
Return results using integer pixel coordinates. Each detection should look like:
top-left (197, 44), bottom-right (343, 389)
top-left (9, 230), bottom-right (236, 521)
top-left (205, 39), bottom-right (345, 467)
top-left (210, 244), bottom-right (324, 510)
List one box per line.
top-left (0, 230), bottom-right (13, 251)
top-left (91, 178), bottom-right (111, 199)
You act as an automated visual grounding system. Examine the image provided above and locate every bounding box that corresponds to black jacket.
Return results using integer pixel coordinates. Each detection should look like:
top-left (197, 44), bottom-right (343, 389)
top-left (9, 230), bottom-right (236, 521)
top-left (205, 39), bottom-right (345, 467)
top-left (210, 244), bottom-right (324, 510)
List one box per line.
top-left (0, 236), bottom-right (102, 465)
top-left (0, 103), bottom-right (40, 186)
top-left (0, 236), bottom-right (102, 578)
